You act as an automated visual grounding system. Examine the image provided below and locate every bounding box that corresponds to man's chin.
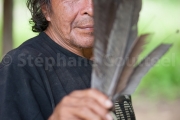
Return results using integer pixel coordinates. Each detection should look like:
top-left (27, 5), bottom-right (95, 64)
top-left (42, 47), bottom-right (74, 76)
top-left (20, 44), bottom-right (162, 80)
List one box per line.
top-left (71, 36), bottom-right (94, 48)
top-left (74, 41), bottom-right (94, 49)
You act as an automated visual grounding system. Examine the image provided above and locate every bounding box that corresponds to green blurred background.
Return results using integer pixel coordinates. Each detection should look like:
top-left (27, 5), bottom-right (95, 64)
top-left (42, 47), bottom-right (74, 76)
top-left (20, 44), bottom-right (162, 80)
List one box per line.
top-left (135, 0), bottom-right (180, 100)
top-left (0, 0), bottom-right (180, 119)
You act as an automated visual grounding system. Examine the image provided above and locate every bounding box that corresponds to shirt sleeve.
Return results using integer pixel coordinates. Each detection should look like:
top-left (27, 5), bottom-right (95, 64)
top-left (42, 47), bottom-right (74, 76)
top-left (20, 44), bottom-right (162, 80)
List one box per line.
top-left (0, 51), bottom-right (52, 120)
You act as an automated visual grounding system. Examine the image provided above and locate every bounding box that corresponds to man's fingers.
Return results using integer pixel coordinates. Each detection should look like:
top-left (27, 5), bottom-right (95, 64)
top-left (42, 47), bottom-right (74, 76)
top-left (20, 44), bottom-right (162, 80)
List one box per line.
top-left (50, 89), bottom-right (113, 120)
top-left (72, 106), bottom-right (103, 120)
top-left (69, 89), bottom-right (113, 109)
top-left (61, 96), bottom-right (110, 120)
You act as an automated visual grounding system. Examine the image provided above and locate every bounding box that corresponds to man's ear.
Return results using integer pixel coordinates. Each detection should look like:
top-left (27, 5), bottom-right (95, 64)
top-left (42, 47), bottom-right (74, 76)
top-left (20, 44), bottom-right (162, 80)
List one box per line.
top-left (41, 5), bottom-right (51, 21)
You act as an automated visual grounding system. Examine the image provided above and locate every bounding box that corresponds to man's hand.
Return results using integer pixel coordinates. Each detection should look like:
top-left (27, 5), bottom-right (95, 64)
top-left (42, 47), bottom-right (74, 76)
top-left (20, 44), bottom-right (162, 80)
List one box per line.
top-left (48, 89), bottom-right (113, 120)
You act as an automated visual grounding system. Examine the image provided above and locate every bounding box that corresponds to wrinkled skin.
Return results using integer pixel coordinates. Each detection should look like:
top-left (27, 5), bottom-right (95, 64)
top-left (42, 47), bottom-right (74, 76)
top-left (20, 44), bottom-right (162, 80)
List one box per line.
top-left (42, 0), bottom-right (113, 120)
top-left (44, 0), bottom-right (94, 57)
top-left (48, 89), bottom-right (113, 120)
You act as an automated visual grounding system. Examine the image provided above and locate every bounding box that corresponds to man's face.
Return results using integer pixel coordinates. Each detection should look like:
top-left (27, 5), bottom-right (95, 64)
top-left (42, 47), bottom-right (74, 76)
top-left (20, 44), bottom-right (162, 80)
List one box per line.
top-left (46, 0), bottom-right (94, 48)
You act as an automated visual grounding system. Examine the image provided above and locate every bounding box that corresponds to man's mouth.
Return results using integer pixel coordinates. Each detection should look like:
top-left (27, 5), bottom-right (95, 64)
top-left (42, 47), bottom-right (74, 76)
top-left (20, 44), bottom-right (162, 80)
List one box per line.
top-left (76, 25), bottom-right (94, 32)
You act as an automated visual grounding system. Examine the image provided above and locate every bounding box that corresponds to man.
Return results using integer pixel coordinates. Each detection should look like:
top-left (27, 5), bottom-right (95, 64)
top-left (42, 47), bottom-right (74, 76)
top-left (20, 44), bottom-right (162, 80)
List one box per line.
top-left (0, 0), bottom-right (136, 119)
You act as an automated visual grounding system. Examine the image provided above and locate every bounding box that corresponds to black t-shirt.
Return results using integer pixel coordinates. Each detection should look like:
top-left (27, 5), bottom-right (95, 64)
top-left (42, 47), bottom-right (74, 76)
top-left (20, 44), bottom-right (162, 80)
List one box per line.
top-left (0, 32), bottom-right (135, 120)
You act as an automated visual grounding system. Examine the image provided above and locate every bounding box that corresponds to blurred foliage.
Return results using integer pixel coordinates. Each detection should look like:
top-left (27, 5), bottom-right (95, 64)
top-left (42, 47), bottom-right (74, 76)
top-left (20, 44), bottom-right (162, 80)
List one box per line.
top-left (0, 0), bottom-right (180, 100)
top-left (134, 0), bottom-right (180, 100)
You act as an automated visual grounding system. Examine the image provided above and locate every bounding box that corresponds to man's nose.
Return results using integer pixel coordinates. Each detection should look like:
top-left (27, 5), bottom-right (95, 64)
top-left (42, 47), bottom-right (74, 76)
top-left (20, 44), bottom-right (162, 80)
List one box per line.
top-left (81, 0), bottom-right (94, 17)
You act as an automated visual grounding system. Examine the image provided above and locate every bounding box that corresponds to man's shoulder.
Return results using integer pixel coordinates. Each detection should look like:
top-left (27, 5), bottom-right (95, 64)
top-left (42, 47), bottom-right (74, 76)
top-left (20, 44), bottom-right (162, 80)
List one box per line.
top-left (18, 33), bottom-right (42, 53)
top-left (10, 33), bottom-right (45, 56)
top-left (0, 34), bottom-right (43, 69)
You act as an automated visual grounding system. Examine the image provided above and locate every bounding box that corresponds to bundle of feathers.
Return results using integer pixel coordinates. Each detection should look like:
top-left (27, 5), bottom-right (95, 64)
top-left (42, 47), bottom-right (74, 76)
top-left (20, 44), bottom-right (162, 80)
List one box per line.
top-left (91, 0), bottom-right (172, 101)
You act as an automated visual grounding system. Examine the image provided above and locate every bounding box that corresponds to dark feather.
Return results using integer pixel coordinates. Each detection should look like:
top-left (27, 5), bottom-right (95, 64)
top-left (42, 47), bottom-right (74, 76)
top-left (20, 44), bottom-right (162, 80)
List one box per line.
top-left (92, 0), bottom-right (142, 98)
top-left (114, 34), bottom-right (149, 95)
top-left (113, 44), bottom-right (172, 100)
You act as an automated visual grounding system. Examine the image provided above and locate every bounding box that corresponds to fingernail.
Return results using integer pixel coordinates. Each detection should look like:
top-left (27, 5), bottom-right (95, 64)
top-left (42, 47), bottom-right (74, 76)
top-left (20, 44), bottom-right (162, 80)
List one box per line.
top-left (105, 100), bottom-right (113, 108)
top-left (106, 114), bottom-right (113, 120)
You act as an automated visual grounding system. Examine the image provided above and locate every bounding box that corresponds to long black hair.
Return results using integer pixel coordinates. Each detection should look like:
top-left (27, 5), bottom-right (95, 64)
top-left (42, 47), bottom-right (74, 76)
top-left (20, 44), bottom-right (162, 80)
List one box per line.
top-left (26, 0), bottom-right (51, 32)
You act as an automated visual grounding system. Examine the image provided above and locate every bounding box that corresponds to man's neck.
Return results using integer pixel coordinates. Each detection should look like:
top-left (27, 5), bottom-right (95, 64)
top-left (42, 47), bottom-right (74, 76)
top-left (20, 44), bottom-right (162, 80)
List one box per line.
top-left (44, 29), bottom-right (93, 59)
